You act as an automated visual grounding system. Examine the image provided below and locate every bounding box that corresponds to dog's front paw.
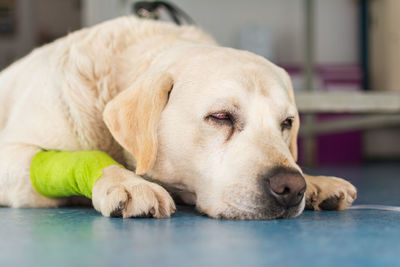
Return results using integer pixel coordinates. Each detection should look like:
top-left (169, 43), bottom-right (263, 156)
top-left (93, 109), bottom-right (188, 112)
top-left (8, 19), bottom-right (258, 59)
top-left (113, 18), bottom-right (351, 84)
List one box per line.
top-left (304, 175), bottom-right (357, 211)
top-left (92, 166), bottom-right (176, 218)
top-left (99, 182), bottom-right (175, 218)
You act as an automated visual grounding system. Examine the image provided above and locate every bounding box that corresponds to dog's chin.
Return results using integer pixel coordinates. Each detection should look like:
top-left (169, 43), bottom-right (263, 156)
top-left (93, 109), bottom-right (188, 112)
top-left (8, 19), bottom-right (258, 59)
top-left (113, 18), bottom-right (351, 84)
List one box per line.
top-left (205, 197), bottom-right (306, 220)
top-left (213, 205), bottom-right (304, 220)
top-left (203, 187), bottom-right (306, 220)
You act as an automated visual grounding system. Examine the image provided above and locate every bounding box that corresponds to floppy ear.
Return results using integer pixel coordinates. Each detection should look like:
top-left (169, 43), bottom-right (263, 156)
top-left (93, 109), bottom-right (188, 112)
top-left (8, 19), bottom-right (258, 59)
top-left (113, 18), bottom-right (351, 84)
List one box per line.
top-left (103, 72), bottom-right (173, 175)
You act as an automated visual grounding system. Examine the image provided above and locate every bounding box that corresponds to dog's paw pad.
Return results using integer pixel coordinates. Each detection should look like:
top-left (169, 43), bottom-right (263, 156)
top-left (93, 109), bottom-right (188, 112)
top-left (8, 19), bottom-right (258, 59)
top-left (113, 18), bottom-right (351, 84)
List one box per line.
top-left (109, 200), bottom-right (127, 218)
top-left (318, 195), bottom-right (340, 210)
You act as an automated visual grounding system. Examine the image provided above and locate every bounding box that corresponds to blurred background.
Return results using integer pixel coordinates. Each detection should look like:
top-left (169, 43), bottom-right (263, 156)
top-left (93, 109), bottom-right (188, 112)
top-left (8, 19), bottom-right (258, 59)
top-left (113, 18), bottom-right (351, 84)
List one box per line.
top-left (0, 0), bottom-right (399, 168)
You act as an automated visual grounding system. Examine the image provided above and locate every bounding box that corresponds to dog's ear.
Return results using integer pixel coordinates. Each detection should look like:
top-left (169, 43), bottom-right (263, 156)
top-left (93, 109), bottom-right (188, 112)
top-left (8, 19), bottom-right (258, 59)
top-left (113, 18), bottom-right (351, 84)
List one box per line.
top-left (103, 72), bottom-right (173, 175)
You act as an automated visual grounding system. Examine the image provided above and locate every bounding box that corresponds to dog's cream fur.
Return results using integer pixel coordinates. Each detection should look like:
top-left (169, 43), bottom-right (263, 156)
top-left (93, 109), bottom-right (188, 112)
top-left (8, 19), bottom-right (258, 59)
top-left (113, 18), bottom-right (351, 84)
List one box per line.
top-left (0, 17), bottom-right (356, 219)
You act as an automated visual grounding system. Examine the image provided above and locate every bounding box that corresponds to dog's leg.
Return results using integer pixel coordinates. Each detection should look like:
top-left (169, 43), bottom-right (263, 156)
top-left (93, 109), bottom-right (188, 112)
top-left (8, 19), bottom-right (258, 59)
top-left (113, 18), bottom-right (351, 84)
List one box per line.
top-left (0, 143), bottom-right (67, 208)
top-left (92, 165), bottom-right (176, 218)
top-left (304, 174), bottom-right (357, 211)
top-left (0, 144), bottom-right (175, 217)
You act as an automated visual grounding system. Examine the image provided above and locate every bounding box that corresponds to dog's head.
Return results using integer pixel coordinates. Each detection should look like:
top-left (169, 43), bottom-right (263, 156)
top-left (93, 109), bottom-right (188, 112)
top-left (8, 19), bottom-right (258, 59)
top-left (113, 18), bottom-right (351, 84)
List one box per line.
top-left (104, 46), bottom-right (305, 219)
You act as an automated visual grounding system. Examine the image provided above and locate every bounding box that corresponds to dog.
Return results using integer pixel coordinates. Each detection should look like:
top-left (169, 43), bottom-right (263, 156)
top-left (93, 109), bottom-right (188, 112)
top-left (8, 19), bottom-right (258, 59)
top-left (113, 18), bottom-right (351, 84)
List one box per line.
top-left (0, 17), bottom-right (356, 219)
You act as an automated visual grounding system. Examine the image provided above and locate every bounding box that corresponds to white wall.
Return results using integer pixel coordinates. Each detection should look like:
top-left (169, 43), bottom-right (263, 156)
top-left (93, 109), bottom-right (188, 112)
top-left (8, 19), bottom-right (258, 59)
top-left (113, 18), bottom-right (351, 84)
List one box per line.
top-left (82, 0), bottom-right (125, 28)
top-left (82, 0), bottom-right (359, 65)
top-left (315, 0), bottom-right (358, 64)
top-left (36, 0), bottom-right (81, 38)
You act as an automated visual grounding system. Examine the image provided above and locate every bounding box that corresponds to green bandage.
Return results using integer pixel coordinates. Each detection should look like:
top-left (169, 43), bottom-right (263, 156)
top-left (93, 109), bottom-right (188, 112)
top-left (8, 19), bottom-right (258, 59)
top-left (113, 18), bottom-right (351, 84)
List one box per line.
top-left (30, 150), bottom-right (123, 199)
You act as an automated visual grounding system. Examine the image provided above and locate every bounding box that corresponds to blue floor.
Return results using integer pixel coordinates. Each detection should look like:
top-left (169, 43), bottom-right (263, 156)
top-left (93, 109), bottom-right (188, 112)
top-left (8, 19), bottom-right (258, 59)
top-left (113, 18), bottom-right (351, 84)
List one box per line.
top-left (1, 163), bottom-right (400, 267)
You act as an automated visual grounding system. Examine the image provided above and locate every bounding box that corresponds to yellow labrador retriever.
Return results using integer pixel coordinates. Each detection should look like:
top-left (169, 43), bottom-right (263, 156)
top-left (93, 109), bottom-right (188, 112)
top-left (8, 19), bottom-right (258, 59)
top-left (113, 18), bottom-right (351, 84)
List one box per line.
top-left (0, 17), bottom-right (356, 219)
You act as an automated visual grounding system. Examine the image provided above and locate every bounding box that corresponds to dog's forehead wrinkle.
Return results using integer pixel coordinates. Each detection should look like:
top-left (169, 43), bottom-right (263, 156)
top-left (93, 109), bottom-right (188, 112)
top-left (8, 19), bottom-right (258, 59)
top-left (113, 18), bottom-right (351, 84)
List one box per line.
top-left (244, 65), bottom-right (291, 101)
top-left (207, 97), bottom-right (241, 112)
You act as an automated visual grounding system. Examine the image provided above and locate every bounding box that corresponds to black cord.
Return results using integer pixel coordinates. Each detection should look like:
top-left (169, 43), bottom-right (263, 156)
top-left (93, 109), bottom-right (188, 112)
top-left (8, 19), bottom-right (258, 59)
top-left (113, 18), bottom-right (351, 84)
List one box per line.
top-left (133, 1), bottom-right (195, 25)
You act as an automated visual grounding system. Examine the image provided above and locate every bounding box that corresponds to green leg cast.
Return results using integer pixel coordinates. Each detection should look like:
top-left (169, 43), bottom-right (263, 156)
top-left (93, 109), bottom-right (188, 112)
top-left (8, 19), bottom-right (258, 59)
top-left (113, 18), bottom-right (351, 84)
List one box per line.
top-left (30, 150), bottom-right (124, 199)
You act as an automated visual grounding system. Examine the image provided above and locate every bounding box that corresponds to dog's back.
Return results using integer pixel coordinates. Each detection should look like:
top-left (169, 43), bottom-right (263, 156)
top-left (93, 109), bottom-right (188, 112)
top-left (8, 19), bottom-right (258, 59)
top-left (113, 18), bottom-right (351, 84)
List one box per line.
top-left (0, 17), bottom-right (214, 151)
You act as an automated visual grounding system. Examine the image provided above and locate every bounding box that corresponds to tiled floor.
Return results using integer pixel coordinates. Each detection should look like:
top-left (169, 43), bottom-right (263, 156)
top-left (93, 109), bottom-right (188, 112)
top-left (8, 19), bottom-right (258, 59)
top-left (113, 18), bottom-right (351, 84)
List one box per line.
top-left (1, 163), bottom-right (399, 267)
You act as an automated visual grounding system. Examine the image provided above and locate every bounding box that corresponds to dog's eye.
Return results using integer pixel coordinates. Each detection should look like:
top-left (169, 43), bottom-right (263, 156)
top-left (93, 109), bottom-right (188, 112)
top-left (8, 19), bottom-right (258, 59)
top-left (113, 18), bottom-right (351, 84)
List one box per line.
top-left (206, 112), bottom-right (234, 126)
top-left (281, 117), bottom-right (293, 131)
top-left (211, 112), bottom-right (229, 120)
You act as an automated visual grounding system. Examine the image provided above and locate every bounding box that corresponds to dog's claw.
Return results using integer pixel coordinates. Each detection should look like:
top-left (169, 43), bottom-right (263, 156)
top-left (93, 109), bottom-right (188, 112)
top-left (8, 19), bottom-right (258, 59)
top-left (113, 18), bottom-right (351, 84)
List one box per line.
top-left (149, 207), bottom-right (156, 215)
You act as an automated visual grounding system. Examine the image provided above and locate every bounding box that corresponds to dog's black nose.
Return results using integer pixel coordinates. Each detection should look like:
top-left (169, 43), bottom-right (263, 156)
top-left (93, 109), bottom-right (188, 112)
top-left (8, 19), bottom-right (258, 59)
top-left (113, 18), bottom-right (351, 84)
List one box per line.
top-left (266, 168), bottom-right (306, 208)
